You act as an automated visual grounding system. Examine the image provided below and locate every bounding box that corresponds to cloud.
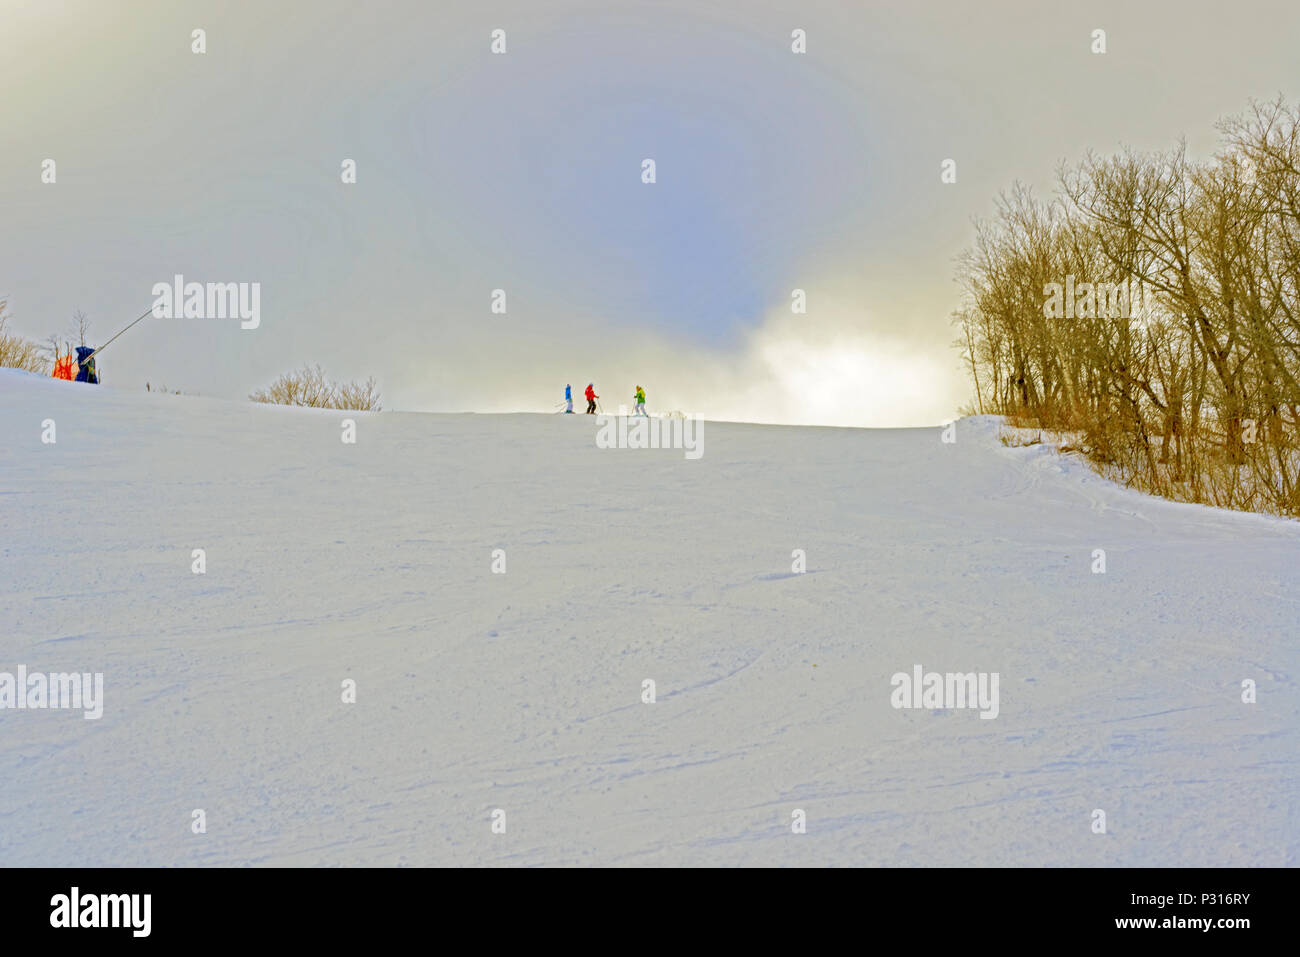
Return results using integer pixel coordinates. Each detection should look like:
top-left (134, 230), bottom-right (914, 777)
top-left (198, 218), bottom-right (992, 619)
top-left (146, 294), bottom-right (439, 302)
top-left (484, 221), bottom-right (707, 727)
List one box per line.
top-left (700, 291), bottom-right (964, 427)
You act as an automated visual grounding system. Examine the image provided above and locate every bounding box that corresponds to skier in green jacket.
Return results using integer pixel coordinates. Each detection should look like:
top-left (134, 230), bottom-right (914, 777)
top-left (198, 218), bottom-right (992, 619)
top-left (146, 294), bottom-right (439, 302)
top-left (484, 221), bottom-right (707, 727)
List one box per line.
top-left (633, 385), bottom-right (647, 416)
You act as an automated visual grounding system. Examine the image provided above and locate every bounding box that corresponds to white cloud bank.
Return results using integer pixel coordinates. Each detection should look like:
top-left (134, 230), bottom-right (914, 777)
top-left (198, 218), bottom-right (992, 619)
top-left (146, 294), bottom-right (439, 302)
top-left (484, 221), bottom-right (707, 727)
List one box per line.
top-left (391, 287), bottom-right (968, 429)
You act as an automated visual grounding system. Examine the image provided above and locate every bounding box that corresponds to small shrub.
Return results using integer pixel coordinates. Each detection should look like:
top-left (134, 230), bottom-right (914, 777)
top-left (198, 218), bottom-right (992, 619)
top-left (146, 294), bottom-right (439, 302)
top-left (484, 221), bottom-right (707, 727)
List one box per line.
top-left (250, 364), bottom-right (382, 411)
top-left (0, 300), bottom-right (47, 374)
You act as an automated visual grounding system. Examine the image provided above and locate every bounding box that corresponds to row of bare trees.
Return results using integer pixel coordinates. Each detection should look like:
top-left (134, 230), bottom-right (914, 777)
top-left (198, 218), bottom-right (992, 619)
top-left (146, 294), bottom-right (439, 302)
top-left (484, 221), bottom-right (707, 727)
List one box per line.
top-left (0, 300), bottom-right (92, 373)
top-left (0, 299), bottom-right (45, 372)
top-left (250, 364), bottom-right (382, 411)
top-left (955, 97), bottom-right (1300, 516)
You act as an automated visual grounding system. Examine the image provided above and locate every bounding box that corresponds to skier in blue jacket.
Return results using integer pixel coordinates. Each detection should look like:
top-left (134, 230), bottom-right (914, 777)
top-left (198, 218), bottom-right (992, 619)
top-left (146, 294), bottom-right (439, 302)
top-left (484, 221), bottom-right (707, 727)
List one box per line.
top-left (564, 384), bottom-right (574, 413)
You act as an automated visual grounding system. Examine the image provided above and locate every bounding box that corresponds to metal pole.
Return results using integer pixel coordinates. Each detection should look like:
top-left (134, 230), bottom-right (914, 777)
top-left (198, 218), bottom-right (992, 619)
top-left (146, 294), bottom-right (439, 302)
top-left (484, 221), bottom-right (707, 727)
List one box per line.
top-left (83, 306), bottom-right (155, 362)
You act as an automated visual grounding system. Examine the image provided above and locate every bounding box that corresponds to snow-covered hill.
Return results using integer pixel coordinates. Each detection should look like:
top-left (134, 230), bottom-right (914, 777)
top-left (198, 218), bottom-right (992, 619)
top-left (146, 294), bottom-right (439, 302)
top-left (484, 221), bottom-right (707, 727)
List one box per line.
top-left (1, 369), bottom-right (1295, 866)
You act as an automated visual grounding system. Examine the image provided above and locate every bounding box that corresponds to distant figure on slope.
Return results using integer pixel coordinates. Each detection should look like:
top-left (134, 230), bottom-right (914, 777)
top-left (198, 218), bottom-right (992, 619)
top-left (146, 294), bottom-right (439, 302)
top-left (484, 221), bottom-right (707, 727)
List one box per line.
top-left (584, 383), bottom-right (598, 414)
top-left (564, 383), bottom-right (574, 413)
top-left (634, 385), bottom-right (646, 416)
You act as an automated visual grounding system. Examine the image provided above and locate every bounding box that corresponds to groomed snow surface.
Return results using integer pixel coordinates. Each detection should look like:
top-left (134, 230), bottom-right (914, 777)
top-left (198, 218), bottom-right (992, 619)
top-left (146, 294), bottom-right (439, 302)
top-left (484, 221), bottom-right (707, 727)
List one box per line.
top-left (1, 368), bottom-right (1296, 866)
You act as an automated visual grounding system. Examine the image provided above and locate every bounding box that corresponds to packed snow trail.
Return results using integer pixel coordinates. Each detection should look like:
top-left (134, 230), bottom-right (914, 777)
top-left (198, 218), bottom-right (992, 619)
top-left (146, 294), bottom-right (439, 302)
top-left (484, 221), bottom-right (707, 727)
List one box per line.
top-left (1, 369), bottom-right (1296, 866)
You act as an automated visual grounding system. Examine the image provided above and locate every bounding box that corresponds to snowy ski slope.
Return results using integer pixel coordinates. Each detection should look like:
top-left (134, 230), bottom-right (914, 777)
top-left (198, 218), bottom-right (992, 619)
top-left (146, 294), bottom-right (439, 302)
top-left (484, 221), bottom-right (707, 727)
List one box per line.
top-left (1, 369), bottom-right (1296, 866)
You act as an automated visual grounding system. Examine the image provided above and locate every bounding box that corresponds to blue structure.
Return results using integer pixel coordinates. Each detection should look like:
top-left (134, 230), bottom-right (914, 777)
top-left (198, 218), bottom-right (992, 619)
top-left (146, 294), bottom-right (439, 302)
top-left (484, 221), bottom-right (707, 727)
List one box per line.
top-left (74, 346), bottom-right (99, 384)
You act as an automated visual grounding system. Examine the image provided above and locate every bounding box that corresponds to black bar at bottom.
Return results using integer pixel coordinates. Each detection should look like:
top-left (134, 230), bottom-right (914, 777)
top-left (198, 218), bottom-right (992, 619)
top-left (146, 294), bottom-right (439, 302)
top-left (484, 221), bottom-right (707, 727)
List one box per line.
top-left (0, 866), bottom-right (1286, 944)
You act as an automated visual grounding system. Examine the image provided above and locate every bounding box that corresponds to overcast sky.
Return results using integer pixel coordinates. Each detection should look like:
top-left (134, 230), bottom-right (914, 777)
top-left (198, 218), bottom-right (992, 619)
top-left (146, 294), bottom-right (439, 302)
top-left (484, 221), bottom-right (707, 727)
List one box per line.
top-left (3, 0), bottom-right (1299, 425)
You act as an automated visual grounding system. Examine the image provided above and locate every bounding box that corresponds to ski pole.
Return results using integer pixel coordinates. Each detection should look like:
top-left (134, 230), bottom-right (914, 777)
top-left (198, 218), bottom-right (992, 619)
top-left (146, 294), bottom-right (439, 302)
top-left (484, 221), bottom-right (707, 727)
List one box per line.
top-left (84, 306), bottom-right (155, 362)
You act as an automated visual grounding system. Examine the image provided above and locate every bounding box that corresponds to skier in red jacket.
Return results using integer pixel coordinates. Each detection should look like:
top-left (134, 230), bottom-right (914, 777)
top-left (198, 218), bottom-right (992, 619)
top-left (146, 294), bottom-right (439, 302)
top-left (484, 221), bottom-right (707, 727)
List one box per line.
top-left (584, 383), bottom-right (598, 414)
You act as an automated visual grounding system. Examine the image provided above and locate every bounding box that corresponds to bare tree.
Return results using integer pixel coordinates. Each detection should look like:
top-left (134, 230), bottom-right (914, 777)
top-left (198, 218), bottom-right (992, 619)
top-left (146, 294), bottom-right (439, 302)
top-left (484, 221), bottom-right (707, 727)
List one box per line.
top-left (335, 376), bottom-right (382, 411)
top-left (72, 309), bottom-right (91, 347)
